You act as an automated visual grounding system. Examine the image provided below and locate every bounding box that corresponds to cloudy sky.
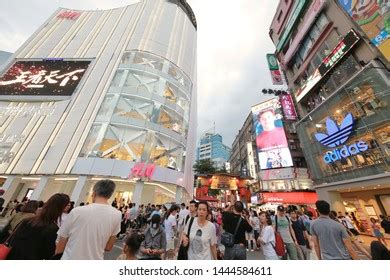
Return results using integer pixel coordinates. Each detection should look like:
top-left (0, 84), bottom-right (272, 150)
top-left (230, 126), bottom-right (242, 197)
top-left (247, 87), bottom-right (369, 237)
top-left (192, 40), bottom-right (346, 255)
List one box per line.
top-left (0, 0), bottom-right (284, 147)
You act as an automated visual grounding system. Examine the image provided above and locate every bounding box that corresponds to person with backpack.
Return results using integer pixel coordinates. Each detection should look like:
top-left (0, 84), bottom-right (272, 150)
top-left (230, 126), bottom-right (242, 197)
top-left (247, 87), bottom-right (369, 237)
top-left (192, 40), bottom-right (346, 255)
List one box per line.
top-left (273, 205), bottom-right (298, 260)
top-left (221, 201), bottom-right (252, 260)
top-left (258, 211), bottom-right (279, 260)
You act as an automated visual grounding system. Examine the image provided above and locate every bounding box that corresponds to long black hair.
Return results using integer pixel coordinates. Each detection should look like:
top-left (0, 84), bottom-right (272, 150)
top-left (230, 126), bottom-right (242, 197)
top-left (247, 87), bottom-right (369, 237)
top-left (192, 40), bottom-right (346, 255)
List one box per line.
top-left (30, 193), bottom-right (70, 227)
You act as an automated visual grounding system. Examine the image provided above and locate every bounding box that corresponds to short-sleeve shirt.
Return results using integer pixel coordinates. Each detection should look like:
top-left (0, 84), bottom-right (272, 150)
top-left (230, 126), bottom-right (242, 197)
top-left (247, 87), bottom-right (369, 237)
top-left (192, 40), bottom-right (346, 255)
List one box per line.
top-left (185, 218), bottom-right (216, 260)
top-left (274, 215), bottom-right (293, 243)
top-left (291, 219), bottom-right (307, 246)
top-left (164, 214), bottom-right (177, 241)
top-left (310, 216), bottom-right (351, 260)
top-left (57, 203), bottom-right (121, 260)
top-left (261, 225), bottom-right (277, 257)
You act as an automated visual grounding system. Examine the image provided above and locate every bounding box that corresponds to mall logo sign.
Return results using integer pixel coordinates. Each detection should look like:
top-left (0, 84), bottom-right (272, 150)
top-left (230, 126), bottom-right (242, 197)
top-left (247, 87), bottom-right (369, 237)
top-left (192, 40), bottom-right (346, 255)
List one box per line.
top-left (314, 113), bottom-right (368, 164)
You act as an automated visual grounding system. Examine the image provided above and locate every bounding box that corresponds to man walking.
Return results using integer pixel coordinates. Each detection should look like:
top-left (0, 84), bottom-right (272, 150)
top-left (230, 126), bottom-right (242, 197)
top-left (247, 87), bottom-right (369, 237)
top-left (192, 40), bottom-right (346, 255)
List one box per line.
top-left (222, 201), bottom-right (253, 260)
top-left (311, 200), bottom-right (359, 260)
top-left (56, 179), bottom-right (121, 260)
top-left (274, 205), bottom-right (298, 260)
top-left (290, 210), bottom-right (311, 260)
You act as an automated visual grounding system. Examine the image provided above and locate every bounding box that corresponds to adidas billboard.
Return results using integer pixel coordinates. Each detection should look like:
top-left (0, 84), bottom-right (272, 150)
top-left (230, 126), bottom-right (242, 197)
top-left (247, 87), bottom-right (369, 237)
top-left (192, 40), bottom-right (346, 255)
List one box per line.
top-left (314, 113), bottom-right (368, 164)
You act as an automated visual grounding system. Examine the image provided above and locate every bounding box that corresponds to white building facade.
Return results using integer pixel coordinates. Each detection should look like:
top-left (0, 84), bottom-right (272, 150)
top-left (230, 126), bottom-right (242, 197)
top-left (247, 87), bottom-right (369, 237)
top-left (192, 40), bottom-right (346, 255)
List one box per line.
top-left (0, 0), bottom-right (197, 207)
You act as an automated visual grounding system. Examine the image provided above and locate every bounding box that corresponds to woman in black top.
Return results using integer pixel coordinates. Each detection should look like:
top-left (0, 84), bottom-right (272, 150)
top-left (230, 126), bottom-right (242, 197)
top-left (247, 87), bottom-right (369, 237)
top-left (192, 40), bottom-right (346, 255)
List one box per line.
top-left (7, 193), bottom-right (70, 260)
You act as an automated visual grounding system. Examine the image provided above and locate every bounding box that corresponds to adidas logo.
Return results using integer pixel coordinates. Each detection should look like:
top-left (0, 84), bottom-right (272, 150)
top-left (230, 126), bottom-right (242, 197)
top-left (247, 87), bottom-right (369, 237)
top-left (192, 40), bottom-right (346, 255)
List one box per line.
top-left (314, 113), bottom-right (369, 164)
top-left (315, 113), bottom-right (354, 148)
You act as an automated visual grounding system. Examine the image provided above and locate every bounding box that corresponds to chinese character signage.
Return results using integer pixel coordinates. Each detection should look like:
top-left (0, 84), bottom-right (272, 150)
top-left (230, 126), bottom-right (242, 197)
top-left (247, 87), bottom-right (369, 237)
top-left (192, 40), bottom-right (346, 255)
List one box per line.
top-left (251, 98), bottom-right (293, 170)
top-left (279, 93), bottom-right (297, 120)
top-left (338, 0), bottom-right (390, 62)
top-left (295, 30), bottom-right (359, 103)
top-left (0, 60), bottom-right (91, 96)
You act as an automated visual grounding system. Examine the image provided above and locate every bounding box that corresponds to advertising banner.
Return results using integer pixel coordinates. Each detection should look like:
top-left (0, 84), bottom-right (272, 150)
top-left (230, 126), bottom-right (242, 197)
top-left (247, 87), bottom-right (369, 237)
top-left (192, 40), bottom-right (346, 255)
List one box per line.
top-left (279, 93), bottom-right (297, 120)
top-left (266, 54), bottom-right (279, 70)
top-left (270, 69), bottom-right (284, 85)
top-left (251, 98), bottom-right (293, 170)
top-left (338, 0), bottom-right (390, 61)
top-left (0, 60), bottom-right (91, 96)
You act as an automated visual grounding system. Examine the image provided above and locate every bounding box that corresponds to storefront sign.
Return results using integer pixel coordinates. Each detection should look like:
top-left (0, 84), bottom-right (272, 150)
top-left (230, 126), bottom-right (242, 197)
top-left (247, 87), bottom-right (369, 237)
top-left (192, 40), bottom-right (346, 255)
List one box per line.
top-left (279, 93), bottom-right (297, 120)
top-left (0, 60), bottom-right (91, 96)
top-left (57, 11), bottom-right (81, 20)
top-left (276, 0), bottom-right (309, 52)
top-left (128, 163), bottom-right (156, 180)
top-left (337, 0), bottom-right (390, 61)
top-left (318, 29), bottom-right (360, 76)
top-left (270, 70), bottom-right (283, 85)
top-left (315, 113), bottom-right (369, 164)
top-left (260, 191), bottom-right (318, 204)
top-left (295, 30), bottom-right (360, 103)
top-left (284, 0), bottom-right (326, 64)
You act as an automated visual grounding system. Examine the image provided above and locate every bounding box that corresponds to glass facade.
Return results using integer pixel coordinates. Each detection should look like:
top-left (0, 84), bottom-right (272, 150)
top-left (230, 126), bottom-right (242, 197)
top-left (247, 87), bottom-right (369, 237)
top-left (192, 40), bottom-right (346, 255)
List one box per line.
top-left (80, 51), bottom-right (193, 172)
top-left (296, 66), bottom-right (390, 184)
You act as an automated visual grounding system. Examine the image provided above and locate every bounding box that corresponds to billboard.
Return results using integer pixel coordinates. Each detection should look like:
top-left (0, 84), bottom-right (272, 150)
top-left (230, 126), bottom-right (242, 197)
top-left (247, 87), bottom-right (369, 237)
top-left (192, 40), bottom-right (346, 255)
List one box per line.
top-left (251, 98), bottom-right (293, 170)
top-left (338, 0), bottom-right (390, 61)
top-left (0, 60), bottom-right (91, 96)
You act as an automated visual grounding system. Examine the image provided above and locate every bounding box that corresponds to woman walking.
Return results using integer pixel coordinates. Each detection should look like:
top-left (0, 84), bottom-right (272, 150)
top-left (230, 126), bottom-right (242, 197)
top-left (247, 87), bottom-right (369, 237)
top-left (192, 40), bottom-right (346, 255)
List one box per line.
top-left (258, 211), bottom-right (279, 260)
top-left (6, 193), bottom-right (70, 259)
top-left (370, 218), bottom-right (388, 247)
top-left (182, 201), bottom-right (218, 260)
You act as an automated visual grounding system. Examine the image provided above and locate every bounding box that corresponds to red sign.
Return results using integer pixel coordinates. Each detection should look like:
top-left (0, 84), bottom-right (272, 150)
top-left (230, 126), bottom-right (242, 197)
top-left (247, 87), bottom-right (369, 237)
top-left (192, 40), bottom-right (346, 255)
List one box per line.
top-left (270, 70), bottom-right (283, 85)
top-left (261, 192), bottom-right (318, 204)
top-left (279, 94), bottom-right (297, 120)
top-left (128, 163), bottom-right (156, 180)
top-left (57, 11), bottom-right (81, 20)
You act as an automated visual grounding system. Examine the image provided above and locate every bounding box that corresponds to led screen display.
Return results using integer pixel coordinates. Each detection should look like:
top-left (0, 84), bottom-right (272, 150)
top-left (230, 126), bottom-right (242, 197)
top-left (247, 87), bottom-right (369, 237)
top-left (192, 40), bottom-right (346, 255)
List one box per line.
top-left (251, 98), bottom-right (293, 170)
top-left (0, 60), bottom-right (91, 96)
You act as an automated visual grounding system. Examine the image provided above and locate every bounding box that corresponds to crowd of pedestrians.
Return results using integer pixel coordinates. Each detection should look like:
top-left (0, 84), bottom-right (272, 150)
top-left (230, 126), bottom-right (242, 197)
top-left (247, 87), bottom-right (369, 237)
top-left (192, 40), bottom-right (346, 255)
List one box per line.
top-left (1, 180), bottom-right (389, 260)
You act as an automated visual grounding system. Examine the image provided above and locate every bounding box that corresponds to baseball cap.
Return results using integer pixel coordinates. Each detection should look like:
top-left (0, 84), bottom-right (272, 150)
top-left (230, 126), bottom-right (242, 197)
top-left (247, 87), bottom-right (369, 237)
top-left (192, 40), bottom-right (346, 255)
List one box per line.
top-left (277, 205), bottom-right (285, 212)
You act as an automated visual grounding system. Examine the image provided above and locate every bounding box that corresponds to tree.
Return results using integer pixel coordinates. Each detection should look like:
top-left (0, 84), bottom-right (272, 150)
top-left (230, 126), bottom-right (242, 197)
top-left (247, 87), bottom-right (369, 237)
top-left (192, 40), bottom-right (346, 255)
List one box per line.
top-left (193, 159), bottom-right (216, 174)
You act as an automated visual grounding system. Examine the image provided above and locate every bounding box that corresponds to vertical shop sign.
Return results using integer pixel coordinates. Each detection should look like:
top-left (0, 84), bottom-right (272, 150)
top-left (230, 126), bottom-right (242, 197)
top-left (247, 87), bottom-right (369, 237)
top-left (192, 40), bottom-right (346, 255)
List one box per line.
top-left (279, 93), bottom-right (297, 120)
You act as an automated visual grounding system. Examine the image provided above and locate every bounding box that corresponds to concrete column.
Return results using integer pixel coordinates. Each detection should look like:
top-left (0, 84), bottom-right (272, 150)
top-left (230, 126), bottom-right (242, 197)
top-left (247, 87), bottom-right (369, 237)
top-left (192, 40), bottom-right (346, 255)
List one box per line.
top-left (30, 176), bottom-right (50, 200)
top-left (132, 180), bottom-right (144, 205)
top-left (1, 176), bottom-right (21, 215)
top-left (70, 176), bottom-right (88, 206)
top-left (316, 188), bottom-right (344, 212)
top-left (175, 186), bottom-right (183, 204)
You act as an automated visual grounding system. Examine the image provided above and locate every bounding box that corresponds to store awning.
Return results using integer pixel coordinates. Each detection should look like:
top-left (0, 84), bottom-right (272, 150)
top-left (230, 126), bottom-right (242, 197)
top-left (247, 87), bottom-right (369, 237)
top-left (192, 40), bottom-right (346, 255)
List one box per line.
top-left (196, 196), bottom-right (219, 202)
top-left (261, 192), bottom-right (318, 204)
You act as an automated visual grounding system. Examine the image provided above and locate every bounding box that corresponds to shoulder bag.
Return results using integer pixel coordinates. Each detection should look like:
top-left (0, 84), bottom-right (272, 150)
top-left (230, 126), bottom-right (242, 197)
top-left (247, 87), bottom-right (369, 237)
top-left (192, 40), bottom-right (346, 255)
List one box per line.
top-left (177, 217), bottom-right (194, 260)
top-left (221, 216), bottom-right (242, 248)
top-left (272, 215), bottom-right (286, 257)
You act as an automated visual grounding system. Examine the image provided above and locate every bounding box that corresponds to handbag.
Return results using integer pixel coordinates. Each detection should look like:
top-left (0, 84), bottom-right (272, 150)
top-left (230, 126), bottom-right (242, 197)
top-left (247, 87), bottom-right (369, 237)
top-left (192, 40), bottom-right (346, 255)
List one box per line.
top-left (177, 217), bottom-right (194, 260)
top-left (221, 217), bottom-right (242, 248)
top-left (0, 220), bottom-right (23, 260)
top-left (273, 216), bottom-right (286, 257)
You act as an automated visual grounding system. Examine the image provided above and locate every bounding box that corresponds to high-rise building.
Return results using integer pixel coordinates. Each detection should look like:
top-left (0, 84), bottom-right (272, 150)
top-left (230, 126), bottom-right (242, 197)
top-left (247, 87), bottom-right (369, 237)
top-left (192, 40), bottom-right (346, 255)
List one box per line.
top-left (269, 0), bottom-right (390, 226)
top-left (196, 133), bottom-right (231, 170)
top-left (0, 0), bottom-right (197, 208)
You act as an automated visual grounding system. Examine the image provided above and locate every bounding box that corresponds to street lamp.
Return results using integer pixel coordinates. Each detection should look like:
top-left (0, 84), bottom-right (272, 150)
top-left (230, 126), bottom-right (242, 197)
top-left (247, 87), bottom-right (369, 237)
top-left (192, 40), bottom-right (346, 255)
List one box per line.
top-left (261, 89), bottom-right (288, 96)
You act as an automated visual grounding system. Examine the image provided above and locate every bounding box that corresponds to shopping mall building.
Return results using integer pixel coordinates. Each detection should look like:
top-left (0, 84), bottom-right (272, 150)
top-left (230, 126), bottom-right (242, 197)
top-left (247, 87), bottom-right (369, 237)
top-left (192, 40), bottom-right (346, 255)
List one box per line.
top-left (0, 0), bottom-right (197, 208)
top-left (270, 0), bottom-right (389, 231)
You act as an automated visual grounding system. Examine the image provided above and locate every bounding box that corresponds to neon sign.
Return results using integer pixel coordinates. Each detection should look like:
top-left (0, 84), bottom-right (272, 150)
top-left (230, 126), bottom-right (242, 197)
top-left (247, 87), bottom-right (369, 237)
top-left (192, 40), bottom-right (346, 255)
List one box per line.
top-left (315, 113), bottom-right (368, 164)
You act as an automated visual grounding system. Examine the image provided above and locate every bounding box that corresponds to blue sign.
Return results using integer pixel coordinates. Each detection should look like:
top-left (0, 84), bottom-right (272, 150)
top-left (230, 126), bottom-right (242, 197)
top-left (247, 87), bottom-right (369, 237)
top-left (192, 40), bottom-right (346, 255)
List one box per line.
top-left (315, 113), bottom-right (368, 164)
top-left (371, 30), bottom-right (390, 47)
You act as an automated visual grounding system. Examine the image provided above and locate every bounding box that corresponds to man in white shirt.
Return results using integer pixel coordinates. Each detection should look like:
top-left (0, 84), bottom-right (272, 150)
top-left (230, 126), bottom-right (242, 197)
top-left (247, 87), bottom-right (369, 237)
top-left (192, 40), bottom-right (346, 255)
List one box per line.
top-left (55, 179), bottom-right (121, 260)
top-left (164, 204), bottom-right (179, 259)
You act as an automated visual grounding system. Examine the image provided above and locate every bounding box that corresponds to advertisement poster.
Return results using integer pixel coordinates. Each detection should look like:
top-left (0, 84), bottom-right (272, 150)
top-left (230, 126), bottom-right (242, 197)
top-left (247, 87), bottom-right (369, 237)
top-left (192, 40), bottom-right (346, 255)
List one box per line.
top-left (251, 98), bottom-right (293, 170)
top-left (0, 60), bottom-right (91, 96)
top-left (338, 0), bottom-right (390, 61)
